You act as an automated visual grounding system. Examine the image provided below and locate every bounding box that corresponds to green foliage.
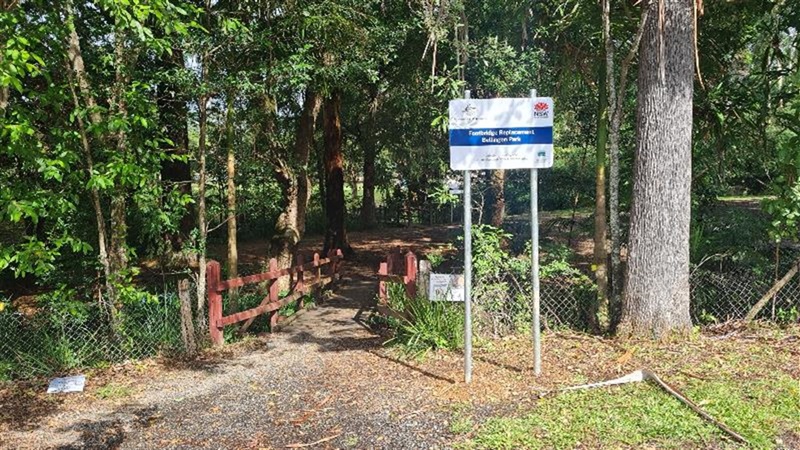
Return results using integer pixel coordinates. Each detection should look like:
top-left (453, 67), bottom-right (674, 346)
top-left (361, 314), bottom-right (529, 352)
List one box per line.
top-left (384, 284), bottom-right (465, 359)
top-left (95, 382), bottom-right (133, 400)
top-left (468, 225), bottom-right (596, 333)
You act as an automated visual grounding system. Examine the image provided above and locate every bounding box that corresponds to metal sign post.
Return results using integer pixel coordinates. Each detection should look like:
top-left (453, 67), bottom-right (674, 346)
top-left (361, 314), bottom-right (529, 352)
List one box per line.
top-left (462, 90), bottom-right (473, 384)
top-left (530, 89), bottom-right (542, 376)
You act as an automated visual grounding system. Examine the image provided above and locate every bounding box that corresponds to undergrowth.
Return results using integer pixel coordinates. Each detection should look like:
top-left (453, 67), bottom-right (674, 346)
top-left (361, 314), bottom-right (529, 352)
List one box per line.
top-left (383, 283), bottom-right (464, 358)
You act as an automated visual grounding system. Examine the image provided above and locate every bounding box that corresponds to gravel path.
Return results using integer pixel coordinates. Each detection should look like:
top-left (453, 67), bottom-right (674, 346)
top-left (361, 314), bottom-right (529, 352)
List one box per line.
top-left (4, 228), bottom-right (466, 450)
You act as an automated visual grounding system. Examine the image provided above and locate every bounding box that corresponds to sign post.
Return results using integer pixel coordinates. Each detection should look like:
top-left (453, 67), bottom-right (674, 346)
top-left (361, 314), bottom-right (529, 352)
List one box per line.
top-left (462, 90), bottom-right (473, 384)
top-left (529, 89), bottom-right (541, 376)
top-left (449, 89), bottom-right (553, 382)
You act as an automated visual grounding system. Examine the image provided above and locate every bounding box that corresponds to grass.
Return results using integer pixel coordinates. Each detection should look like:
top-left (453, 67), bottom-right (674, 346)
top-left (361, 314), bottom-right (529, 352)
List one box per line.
top-left (95, 383), bottom-right (133, 400)
top-left (464, 375), bottom-right (799, 449)
top-left (454, 325), bottom-right (800, 450)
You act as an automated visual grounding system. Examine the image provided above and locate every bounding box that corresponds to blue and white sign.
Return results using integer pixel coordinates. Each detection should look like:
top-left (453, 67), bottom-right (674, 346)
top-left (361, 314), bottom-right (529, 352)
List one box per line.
top-left (449, 97), bottom-right (554, 170)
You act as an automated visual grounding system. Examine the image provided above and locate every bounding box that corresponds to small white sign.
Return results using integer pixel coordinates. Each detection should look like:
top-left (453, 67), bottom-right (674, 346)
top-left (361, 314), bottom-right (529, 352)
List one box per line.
top-left (47, 375), bottom-right (86, 394)
top-left (429, 273), bottom-right (465, 302)
top-left (449, 97), bottom-right (554, 170)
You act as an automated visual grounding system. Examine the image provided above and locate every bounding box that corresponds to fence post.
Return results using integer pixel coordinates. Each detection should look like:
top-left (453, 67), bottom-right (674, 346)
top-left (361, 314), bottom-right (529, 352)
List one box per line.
top-left (314, 252), bottom-right (321, 285)
top-left (335, 249), bottom-right (344, 281)
top-left (405, 251), bottom-right (417, 298)
top-left (387, 251), bottom-right (395, 275)
top-left (268, 258), bottom-right (280, 331)
top-left (328, 249), bottom-right (337, 280)
top-left (296, 253), bottom-right (305, 309)
top-left (418, 259), bottom-right (431, 301)
top-left (378, 262), bottom-right (388, 305)
top-left (207, 260), bottom-right (224, 346)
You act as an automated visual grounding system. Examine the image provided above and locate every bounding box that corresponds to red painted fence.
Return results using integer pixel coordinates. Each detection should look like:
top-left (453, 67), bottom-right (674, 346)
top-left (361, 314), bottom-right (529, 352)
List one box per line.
top-left (377, 249), bottom-right (417, 304)
top-left (206, 249), bottom-right (344, 346)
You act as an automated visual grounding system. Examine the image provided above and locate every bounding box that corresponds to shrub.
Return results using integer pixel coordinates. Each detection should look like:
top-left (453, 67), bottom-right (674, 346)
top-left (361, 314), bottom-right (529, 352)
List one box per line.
top-left (384, 284), bottom-right (464, 358)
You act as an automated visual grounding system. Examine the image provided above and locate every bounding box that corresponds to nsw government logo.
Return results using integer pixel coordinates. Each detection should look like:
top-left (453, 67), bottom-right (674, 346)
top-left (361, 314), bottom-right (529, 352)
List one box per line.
top-left (533, 101), bottom-right (550, 119)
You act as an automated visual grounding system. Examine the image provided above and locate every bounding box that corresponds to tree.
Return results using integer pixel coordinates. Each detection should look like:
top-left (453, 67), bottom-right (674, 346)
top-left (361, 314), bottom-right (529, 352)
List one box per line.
top-left (322, 90), bottom-right (352, 255)
top-left (621, 0), bottom-right (695, 337)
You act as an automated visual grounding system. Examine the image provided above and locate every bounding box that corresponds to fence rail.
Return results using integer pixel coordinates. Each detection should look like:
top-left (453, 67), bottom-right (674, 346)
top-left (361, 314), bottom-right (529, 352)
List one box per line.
top-left (206, 249), bottom-right (344, 346)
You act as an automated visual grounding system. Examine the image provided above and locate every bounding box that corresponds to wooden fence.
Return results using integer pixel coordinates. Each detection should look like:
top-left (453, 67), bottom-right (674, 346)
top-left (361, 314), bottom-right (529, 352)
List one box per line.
top-left (206, 249), bottom-right (344, 346)
top-left (377, 249), bottom-right (418, 303)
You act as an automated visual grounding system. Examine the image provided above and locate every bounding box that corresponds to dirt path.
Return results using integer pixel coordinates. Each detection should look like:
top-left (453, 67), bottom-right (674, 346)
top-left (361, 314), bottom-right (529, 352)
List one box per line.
top-left (3, 226), bottom-right (466, 450)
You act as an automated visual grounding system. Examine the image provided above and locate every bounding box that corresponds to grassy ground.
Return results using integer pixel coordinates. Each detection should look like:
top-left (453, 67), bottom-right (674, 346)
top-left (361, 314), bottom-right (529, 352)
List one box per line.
top-left (441, 323), bottom-right (800, 450)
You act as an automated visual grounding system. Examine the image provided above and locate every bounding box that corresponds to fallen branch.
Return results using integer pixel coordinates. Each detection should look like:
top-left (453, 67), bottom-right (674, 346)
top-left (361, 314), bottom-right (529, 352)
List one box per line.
top-left (562, 369), bottom-right (748, 445)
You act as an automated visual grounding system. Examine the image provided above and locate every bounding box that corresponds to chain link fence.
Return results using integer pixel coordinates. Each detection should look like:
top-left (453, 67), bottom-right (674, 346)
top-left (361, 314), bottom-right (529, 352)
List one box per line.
top-left (473, 269), bottom-right (595, 337)
top-left (469, 249), bottom-right (800, 338)
top-left (690, 248), bottom-right (800, 324)
top-left (0, 289), bottom-right (188, 380)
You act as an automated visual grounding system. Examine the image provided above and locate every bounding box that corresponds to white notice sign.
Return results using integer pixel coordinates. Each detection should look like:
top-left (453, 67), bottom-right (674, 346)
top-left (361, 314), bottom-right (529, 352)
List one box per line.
top-left (449, 97), bottom-right (554, 170)
top-left (47, 375), bottom-right (86, 394)
top-left (429, 273), bottom-right (465, 302)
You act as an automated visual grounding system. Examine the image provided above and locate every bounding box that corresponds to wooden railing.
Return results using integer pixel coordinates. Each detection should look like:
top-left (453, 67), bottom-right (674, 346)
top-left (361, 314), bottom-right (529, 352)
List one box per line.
top-left (206, 249), bottom-right (344, 346)
top-left (377, 249), bottom-right (418, 304)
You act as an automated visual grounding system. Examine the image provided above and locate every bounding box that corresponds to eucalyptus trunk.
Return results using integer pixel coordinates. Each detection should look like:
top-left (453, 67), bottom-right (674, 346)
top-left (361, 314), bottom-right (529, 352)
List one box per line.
top-left (195, 51), bottom-right (210, 331)
top-left (620, 0), bottom-right (694, 338)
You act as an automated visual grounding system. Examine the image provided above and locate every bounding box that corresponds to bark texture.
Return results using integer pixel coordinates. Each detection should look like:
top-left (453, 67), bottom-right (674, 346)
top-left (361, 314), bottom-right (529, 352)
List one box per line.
top-left (593, 57), bottom-right (609, 331)
top-left (489, 170), bottom-right (505, 227)
top-left (273, 89), bottom-right (321, 274)
top-left (225, 96), bottom-right (238, 309)
top-left (195, 52), bottom-right (209, 330)
top-left (322, 90), bottom-right (352, 255)
top-left (621, 0), bottom-right (694, 338)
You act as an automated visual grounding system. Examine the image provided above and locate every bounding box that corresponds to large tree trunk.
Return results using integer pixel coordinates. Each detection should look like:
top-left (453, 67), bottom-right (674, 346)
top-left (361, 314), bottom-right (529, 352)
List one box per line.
top-left (489, 170), bottom-right (505, 227)
top-left (322, 90), bottom-right (352, 255)
top-left (620, 0), bottom-right (694, 338)
top-left (273, 89), bottom-right (321, 271)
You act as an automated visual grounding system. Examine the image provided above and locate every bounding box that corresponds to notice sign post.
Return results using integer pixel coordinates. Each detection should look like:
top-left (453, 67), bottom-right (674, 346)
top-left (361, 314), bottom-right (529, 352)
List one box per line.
top-left (450, 90), bottom-right (553, 383)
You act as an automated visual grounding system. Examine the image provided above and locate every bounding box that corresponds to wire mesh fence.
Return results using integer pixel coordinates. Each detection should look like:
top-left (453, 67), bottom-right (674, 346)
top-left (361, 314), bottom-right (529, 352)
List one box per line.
top-left (472, 269), bottom-right (596, 337)
top-left (469, 249), bottom-right (800, 338)
top-left (0, 289), bottom-right (189, 380)
top-left (4, 247), bottom-right (800, 380)
top-left (690, 248), bottom-right (800, 324)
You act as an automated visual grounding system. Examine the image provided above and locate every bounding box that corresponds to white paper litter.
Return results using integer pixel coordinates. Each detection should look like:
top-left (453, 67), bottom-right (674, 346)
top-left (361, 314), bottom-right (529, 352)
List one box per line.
top-left (47, 375), bottom-right (85, 394)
